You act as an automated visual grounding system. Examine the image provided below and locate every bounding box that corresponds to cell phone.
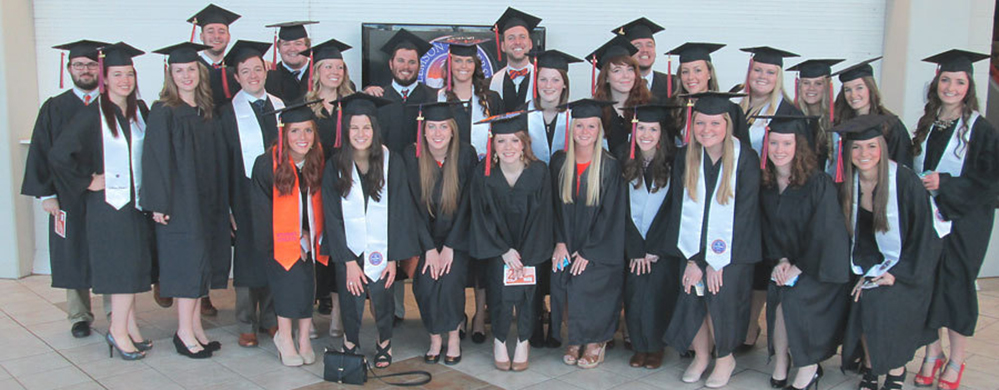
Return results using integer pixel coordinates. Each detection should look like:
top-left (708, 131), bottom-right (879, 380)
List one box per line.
top-left (785, 274), bottom-right (799, 287)
top-left (694, 281), bottom-right (705, 296)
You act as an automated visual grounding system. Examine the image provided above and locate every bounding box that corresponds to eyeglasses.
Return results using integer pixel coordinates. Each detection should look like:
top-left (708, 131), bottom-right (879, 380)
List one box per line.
top-left (70, 62), bottom-right (100, 71)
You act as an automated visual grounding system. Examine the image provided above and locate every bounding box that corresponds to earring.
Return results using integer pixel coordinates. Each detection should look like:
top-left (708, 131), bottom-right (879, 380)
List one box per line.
top-left (492, 154), bottom-right (499, 164)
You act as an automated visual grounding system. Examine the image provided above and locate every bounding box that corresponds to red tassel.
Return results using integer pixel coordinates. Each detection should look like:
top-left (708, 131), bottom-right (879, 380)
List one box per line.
top-left (494, 26), bottom-right (501, 62)
top-left (590, 58), bottom-right (597, 96)
top-left (629, 117), bottom-right (637, 159)
top-left (532, 57), bottom-right (538, 100)
top-left (97, 50), bottom-right (105, 94)
top-left (163, 57), bottom-right (168, 74)
top-left (828, 81), bottom-right (835, 123)
top-left (564, 109), bottom-right (571, 151)
top-left (935, 64), bottom-right (941, 77)
top-left (190, 19), bottom-right (197, 43)
top-left (59, 52), bottom-right (65, 89)
top-left (684, 100), bottom-right (694, 145)
top-left (760, 125), bottom-right (770, 169)
top-left (834, 138), bottom-right (844, 183)
top-left (307, 52), bottom-right (314, 92)
top-left (335, 102), bottom-right (343, 148)
top-left (271, 30), bottom-right (278, 71)
top-left (744, 57), bottom-right (754, 95)
top-left (666, 55), bottom-right (673, 98)
top-left (221, 65), bottom-right (231, 99)
top-left (416, 107), bottom-right (424, 157)
top-left (485, 130), bottom-right (493, 176)
top-left (446, 53), bottom-right (452, 91)
top-left (794, 74), bottom-right (800, 104)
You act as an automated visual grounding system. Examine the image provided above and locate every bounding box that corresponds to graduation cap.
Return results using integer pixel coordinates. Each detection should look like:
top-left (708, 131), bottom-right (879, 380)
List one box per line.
top-left (261, 98), bottom-right (323, 157)
top-left (561, 98), bottom-right (615, 119)
top-left (409, 101), bottom-right (460, 157)
top-left (749, 114), bottom-right (819, 168)
top-left (787, 59), bottom-right (844, 79)
top-left (527, 49), bottom-right (582, 100)
top-left (666, 42), bottom-right (725, 64)
top-left (612, 17), bottom-right (664, 41)
top-left (831, 57), bottom-right (882, 83)
top-left (675, 92), bottom-right (746, 145)
top-left (740, 46), bottom-right (799, 67)
top-left (922, 49), bottom-right (990, 74)
top-left (267, 21), bottom-right (318, 41)
top-left (442, 40), bottom-right (487, 91)
top-left (493, 7), bottom-right (542, 62)
top-left (586, 35), bottom-right (639, 95)
top-left (188, 4), bottom-right (240, 27)
top-left (54, 40), bottom-right (111, 88)
top-left (473, 110), bottom-right (531, 175)
top-left (331, 93), bottom-right (392, 148)
top-left (153, 42), bottom-right (212, 64)
top-left (626, 103), bottom-right (679, 158)
top-left (92, 42), bottom-right (144, 94)
top-left (827, 113), bottom-right (897, 182)
top-left (301, 38), bottom-right (352, 93)
top-left (221, 40), bottom-right (272, 99)
top-left (380, 29), bottom-right (433, 58)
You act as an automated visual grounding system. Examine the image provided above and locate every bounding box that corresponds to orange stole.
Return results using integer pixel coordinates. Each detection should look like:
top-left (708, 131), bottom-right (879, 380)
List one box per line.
top-left (272, 152), bottom-right (328, 270)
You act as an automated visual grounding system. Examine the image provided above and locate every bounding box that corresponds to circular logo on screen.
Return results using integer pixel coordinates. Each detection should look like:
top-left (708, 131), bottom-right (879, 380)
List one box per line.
top-left (710, 239), bottom-right (727, 255)
top-left (419, 38), bottom-right (495, 89)
top-left (369, 251), bottom-right (384, 266)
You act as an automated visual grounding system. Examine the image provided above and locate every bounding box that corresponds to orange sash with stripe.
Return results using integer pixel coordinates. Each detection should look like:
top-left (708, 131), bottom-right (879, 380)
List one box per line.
top-left (272, 151), bottom-right (328, 270)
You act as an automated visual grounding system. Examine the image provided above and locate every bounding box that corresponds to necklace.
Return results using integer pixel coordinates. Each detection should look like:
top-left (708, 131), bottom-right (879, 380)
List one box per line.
top-left (933, 117), bottom-right (957, 129)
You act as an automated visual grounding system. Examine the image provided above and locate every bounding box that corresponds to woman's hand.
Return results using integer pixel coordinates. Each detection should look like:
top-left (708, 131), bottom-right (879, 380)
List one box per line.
top-left (784, 265), bottom-right (802, 286)
top-left (229, 214), bottom-right (237, 238)
top-left (570, 252), bottom-right (589, 276)
top-left (630, 254), bottom-right (654, 276)
top-left (682, 261), bottom-right (703, 294)
top-left (421, 249), bottom-right (441, 280)
top-left (771, 258), bottom-right (791, 285)
top-left (381, 261), bottom-right (397, 288)
top-left (921, 171), bottom-right (940, 191)
top-left (439, 246), bottom-right (455, 275)
top-left (88, 174), bottom-right (105, 191)
top-left (41, 198), bottom-right (60, 217)
top-left (152, 212), bottom-right (170, 225)
top-left (551, 243), bottom-right (569, 272)
top-left (851, 277), bottom-right (866, 302)
top-left (873, 272), bottom-right (894, 287)
top-left (706, 265), bottom-right (724, 295)
top-left (345, 261), bottom-right (368, 297)
top-left (502, 248), bottom-right (523, 271)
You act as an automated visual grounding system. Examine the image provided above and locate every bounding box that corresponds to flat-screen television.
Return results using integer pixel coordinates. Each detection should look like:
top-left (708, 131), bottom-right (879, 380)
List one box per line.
top-left (360, 23), bottom-right (546, 89)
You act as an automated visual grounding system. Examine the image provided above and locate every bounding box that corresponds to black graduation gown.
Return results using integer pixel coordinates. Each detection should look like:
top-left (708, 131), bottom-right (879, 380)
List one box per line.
top-left (21, 90), bottom-right (92, 289)
top-left (922, 118), bottom-right (999, 336)
top-left (141, 102), bottom-right (231, 297)
top-left (448, 92), bottom-right (504, 149)
top-left (760, 171), bottom-right (850, 366)
top-left (618, 151), bottom-right (679, 354)
top-left (840, 165), bottom-right (942, 375)
top-left (321, 149), bottom-right (429, 344)
top-left (265, 63), bottom-right (310, 103)
top-left (376, 83), bottom-right (439, 154)
top-left (470, 160), bottom-right (554, 342)
top-left (250, 153), bottom-right (317, 319)
top-left (315, 107), bottom-right (339, 162)
top-left (662, 142), bottom-right (762, 357)
top-left (197, 56), bottom-right (239, 112)
top-left (648, 71), bottom-right (673, 102)
top-left (219, 97), bottom-right (281, 288)
top-left (49, 101), bottom-right (154, 295)
top-left (403, 143), bottom-right (477, 334)
top-left (549, 150), bottom-right (626, 345)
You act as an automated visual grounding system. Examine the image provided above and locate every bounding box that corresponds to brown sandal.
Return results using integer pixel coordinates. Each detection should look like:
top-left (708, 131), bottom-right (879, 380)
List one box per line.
top-left (562, 345), bottom-right (581, 365)
top-left (577, 343), bottom-right (606, 369)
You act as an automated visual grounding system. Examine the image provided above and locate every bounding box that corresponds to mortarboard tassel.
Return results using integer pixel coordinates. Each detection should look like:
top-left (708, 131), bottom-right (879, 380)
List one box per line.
top-left (629, 116), bottom-right (638, 159)
top-left (271, 30), bottom-right (278, 71)
top-left (163, 57), bottom-right (168, 74)
top-left (666, 54), bottom-right (673, 98)
top-left (277, 120), bottom-right (284, 160)
top-left (307, 51), bottom-right (314, 92)
top-left (760, 125), bottom-right (770, 169)
top-left (590, 58), bottom-right (597, 96)
top-left (794, 73), bottom-right (800, 104)
top-left (684, 99), bottom-right (694, 145)
top-left (564, 108), bottom-right (571, 151)
top-left (446, 53), bottom-right (452, 92)
top-left (744, 57), bottom-right (754, 95)
top-left (221, 65), bottom-right (232, 99)
top-left (59, 52), bottom-right (65, 89)
top-left (416, 107), bottom-right (424, 157)
top-left (190, 19), bottom-right (198, 43)
top-left (97, 50), bottom-right (105, 94)
top-left (494, 26), bottom-right (501, 62)
top-left (935, 64), bottom-right (941, 77)
top-left (834, 138), bottom-right (844, 183)
top-left (532, 56), bottom-right (538, 100)
top-left (485, 129), bottom-right (493, 176)
top-left (334, 102), bottom-right (342, 148)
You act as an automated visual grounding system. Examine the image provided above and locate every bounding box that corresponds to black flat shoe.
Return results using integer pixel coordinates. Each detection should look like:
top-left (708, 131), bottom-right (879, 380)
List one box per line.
top-left (173, 334), bottom-right (211, 359)
top-left (71, 321), bottom-right (90, 338)
top-left (471, 332), bottom-right (486, 344)
top-left (200, 340), bottom-right (221, 352)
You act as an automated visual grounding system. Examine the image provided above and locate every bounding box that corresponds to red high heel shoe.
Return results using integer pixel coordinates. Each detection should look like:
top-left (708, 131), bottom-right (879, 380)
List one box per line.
top-left (937, 360), bottom-right (965, 390)
top-left (914, 354), bottom-right (946, 387)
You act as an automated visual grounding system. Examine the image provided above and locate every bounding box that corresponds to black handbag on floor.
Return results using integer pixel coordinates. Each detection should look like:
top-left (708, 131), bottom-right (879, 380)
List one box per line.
top-left (322, 348), bottom-right (431, 387)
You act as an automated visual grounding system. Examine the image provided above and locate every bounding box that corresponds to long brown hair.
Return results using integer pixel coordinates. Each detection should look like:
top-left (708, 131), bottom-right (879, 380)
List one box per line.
top-left (684, 112), bottom-right (736, 204)
top-left (273, 120), bottom-right (325, 195)
top-left (622, 122), bottom-right (673, 192)
top-left (761, 134), bottom-right (817, 189)
top-left (794, 76), bottom-right (834, 158)
top-left (444, 55), bottom-right (491, 114)
top-left (158, 61), bottom-right (214, 119)
top-left (100, 66), bottom-right (140, 137)
top-left (335, 114), bottom-right (386, 201)
top-left (912, 71), bottom-right (979, 157)
top-left (530, 68), bottom-right (571, 109)
top-left (418, 118), bottom-right (461, 218)
top-left (306, 59), bottom-right (355, 118)
top-left (833, 76), bottom-right (894, 125)
top-left (593, 55), bottom-right (652, 106)
top-left (492, 131), bottom-right (539, 162)
top-left (839, 135), bottom-right (891, 234)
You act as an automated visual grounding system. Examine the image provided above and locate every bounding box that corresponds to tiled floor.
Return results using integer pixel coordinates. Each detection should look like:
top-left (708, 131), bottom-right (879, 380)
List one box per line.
top-left (1, 275), bottom-right (998, 390)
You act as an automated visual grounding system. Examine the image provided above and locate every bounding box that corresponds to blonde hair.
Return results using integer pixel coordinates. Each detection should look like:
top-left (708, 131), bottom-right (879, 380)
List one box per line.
top-left (305, 59), bottom-right (355, 117)
top-left (559, 118), bottom-right (605, 206)
top-left (684, 112), bottom-right (736, 204)
top-left (795, 76), bottom-right (834, 158)
top-left (740, 64), bottom-right (791, 126)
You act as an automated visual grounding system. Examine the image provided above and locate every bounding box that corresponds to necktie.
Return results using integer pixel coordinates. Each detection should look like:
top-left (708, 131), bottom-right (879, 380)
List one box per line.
top-left (291, 70), bottom-right (302, 79)
top-left (509, 68), bottom-right (530, 79)
top-left (212, 62), bottom-right (222, 70)
top-left (251, 99), bottom-right (266, 113)
top-left (401, 89), bottom-right (410, 102)
top-left (83, 95), bottom-right (91, 106)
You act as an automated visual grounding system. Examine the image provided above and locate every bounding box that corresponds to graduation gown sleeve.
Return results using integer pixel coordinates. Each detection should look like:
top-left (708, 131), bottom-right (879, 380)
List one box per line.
top-left (887, 117), bottom-right (913, 168)
top-left (139, 102), bottom-right (174, 215)
top-left (250, 153), bottom-right (275, 259)
top-left (934, 118), bottom-right (999, 219)
top-left (48, 105), bottom-right (102, 210)
top-left (387, 151), bottom-right (426, 260)
top-left (321, 157), bottom-right (354, 263)
top-left (550, 151), bottom-right (568, 245)
top-left (889, 167), bottom-right (943, 286)
top-left (22, 92), bottom-right (83, 197)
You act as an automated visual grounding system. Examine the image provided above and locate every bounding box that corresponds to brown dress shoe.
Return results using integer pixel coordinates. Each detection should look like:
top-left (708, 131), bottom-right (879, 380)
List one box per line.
top-left (644, 350), bottom-right (664, 369)
top-left (153, 283), bottom-right (174, 308)
top-left (266, 326), bottom-right (278, 338)
top-left (629, 352), bottom-right (647, 367)
top-left (238, 333), bottom-right (258, 347)
top-left (200, 297), bottom-right (218, 316)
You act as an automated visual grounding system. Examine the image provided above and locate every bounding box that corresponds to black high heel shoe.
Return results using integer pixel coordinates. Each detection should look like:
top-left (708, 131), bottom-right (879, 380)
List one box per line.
top-left (880, 368), bottom-right (905, 390)
top-left (770, 377), bottom-right (787, 388)
top-left (374, 341), bottom-right (392, 369)
top-left (173, 333), bottom-right (212, 359)
top-left (130, 337), bottom-right (152, 352)
top-left (784, 364), bottom-right (823, 390)
top-left (106, 333), bottom-right (144, 361)
top-left (859, 369), bottom-right (878, 390)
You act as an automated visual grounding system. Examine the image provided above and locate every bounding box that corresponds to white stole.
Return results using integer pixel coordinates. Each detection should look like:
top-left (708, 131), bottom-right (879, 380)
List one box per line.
top-left (232, 90), bottom-right (285, 178)
top-left (849, 161), bottom-right (903, 280)
top-left (342, 147), bottom-right (391, 281)
top-left (630, 177), bottom-right (669, 239)
top-left (437, 90), bottom-right (490, 159)
top-left (677, 141), bottom-right (741, 270)
top-left (100, 97), bottom-right (146, 210)
top-left (489, 63), bottom-right (535, 100)
top-left (526, 100), bottom-right (567, 164)
top-left (915, 111), bottom-right (979, 176)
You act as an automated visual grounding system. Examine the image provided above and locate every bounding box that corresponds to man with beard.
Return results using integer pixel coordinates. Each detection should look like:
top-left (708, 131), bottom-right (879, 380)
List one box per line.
top-left (489, 7), bottom-right (542, 113)
top-left (613, 18), bottom-right (672, 101)
top-left (265, 21), bottom-right (317, 102)
top-left (189, 4), bottom-right (241, 111)
top-left (22, 40), bottom-right (109, 338)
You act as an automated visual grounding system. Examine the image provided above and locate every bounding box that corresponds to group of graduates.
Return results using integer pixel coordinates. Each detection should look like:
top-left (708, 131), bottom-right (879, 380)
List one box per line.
top-left (20, 3), bottom-right (999, 390)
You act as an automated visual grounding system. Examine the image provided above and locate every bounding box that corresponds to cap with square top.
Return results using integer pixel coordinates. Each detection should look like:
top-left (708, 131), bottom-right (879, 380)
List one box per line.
top-left (740, 46), bottom-right (799, 67)
top-left (380, 29), bottom-right (433, 58)
top-left (682, 91), bottom-right (745, 115)
top-left (666, 42), bottom-right (725, 64)
top-left (188, 4), bottom-right (240, 27)
top-left (560, 98), bottom-right (616, 119)
top-left (831, 57), bottom-right (882, 83)
top-left (493, 7), bottom-right (542, 35)
top-left (223, 40), bottom-right (272, 68)
top-left (787, 59), bottom-right (844, 79)
top-left (266, 21), bottom-right (318, 41)
top-left (153, 42), bottom-right (212, 64)
top-left (922, 49), bottom-right (990, 74)
top-left (612, 17), bottom-right (664, 41)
